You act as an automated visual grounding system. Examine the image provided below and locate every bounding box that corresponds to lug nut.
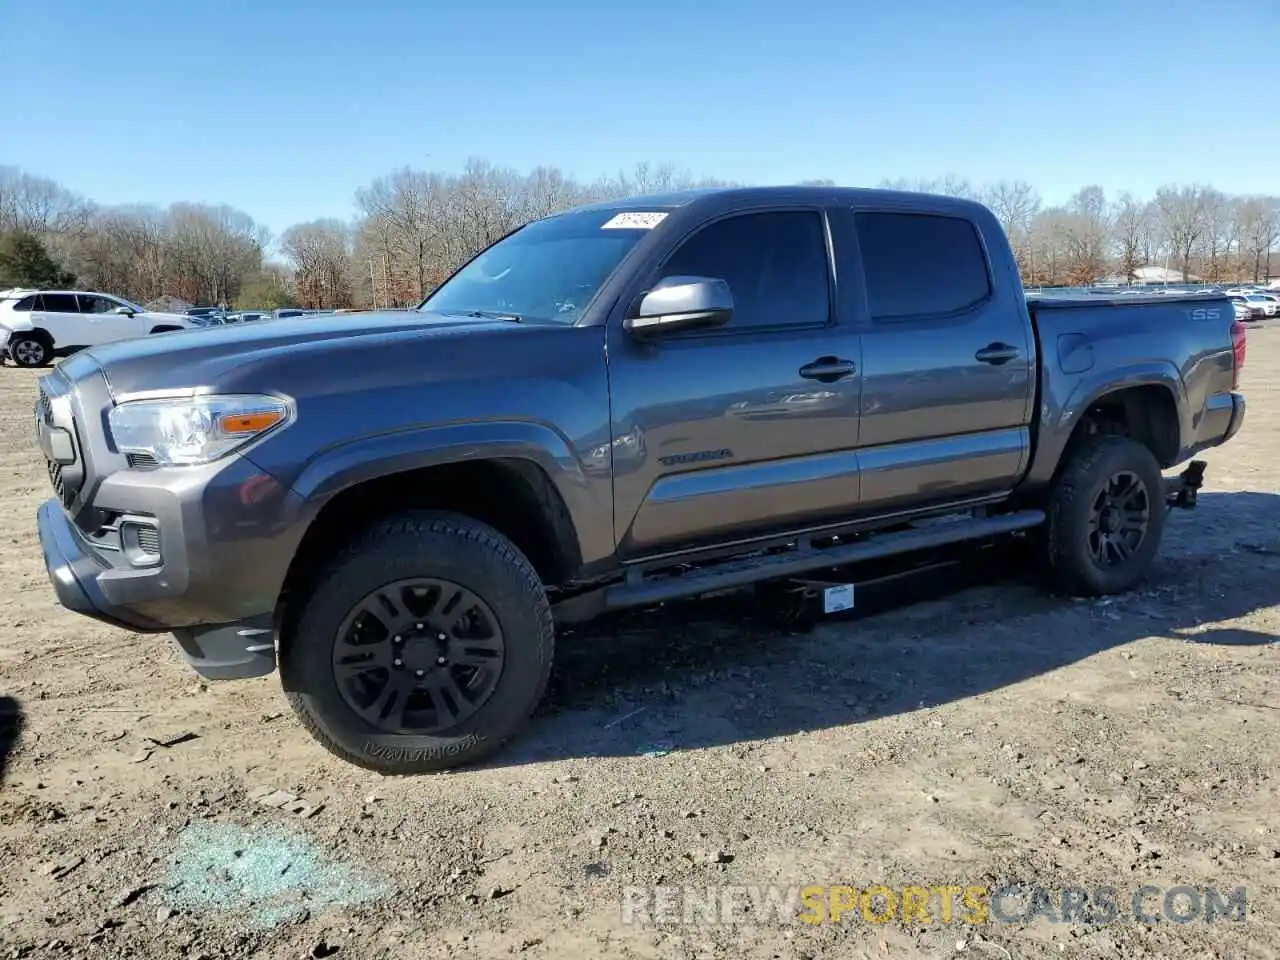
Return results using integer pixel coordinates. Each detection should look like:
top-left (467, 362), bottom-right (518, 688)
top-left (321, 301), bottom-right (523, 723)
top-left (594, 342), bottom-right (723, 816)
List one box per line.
top-left (416, 669), bottom-right (425, 677)
top-left (437, 633), bottom-right (447, 641)
top-left (437, 656), bottom-right (447, 665)
top-left (393, 635), bottom-right (402, 643)
top-left (415, 623), bottom-right (424, 629)
top-left (393, 658), bottom-right (402, 667)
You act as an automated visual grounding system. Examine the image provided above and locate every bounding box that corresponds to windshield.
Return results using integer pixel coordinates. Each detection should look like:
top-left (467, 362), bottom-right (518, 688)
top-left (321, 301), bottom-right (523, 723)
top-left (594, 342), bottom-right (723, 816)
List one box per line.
top-left (419, 208), bottom-right (663, 324)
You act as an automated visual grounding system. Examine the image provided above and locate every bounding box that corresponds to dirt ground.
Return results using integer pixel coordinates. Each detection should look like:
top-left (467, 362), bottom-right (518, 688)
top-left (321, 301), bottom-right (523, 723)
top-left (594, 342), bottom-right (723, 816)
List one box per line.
top-left (2, 330), bottom-right (1279, 960)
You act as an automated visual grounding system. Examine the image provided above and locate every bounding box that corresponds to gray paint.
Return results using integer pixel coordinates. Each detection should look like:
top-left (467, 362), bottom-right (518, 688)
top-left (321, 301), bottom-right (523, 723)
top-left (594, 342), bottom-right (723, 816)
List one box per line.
top-left (31, 185), bottom-right (1246, 672)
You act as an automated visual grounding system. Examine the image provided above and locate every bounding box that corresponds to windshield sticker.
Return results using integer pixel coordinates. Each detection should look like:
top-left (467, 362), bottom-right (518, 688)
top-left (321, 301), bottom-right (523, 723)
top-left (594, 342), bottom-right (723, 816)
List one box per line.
top-left (601, 212), bottom-right (668, 230)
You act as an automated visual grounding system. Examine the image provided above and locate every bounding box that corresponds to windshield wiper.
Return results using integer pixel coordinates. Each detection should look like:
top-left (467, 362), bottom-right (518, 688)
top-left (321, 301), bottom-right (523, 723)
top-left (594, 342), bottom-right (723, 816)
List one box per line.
top-left (452, 309), bottom-right (523, 323)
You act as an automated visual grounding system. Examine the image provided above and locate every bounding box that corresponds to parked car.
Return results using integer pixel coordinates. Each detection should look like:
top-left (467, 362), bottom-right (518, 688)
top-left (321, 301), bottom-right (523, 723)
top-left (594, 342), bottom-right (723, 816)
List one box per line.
top-left (31, 186), bottom-right (1247, 773)
top-left (0, 289), bottom-right (194, 367)
top-left (272, 308), bottom-right (311, 320)
top-left (1238, 293), bottom-right (1278, 318)
top-left (1251, 292), bottom-right (1280, 314)
top-left (1229, 295), bottom-right (1268, 321)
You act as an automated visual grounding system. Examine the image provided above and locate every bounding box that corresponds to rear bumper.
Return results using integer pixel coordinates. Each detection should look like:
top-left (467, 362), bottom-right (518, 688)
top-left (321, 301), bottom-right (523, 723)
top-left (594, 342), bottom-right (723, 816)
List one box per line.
top-left (37, 498), bottom-right (278, 680)
top-left (1224, 391), bottom-right (1246, 443)
top-left (1185, 390), bottom-right (1246, 459)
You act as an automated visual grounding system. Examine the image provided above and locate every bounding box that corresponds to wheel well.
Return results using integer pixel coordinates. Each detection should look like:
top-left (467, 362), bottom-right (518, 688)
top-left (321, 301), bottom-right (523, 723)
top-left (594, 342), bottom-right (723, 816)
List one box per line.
top-left (15, 328), bottom-right (53, 345)
top-left (1067, 385), bottom-right (1180, 468)
top-left (281, 458), bottom-right (583, 601)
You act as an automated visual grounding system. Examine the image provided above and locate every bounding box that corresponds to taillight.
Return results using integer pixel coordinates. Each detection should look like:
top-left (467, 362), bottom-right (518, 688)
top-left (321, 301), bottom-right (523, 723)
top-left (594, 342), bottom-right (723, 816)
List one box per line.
top-left (1230, 319), bottom-right (1247, 390)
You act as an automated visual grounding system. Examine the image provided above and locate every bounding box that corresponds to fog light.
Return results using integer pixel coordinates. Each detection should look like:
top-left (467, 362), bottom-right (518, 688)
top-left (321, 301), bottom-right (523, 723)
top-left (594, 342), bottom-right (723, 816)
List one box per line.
top-left (120, 519), bottom-right (162, 566)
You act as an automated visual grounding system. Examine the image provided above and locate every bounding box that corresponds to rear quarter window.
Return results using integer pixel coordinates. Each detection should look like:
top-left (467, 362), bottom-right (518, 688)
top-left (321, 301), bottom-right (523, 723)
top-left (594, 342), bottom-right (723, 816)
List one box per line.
top-left (10, 295), bottom-right (36, 311)
top-left (854, 212), bottom-right (992, 321)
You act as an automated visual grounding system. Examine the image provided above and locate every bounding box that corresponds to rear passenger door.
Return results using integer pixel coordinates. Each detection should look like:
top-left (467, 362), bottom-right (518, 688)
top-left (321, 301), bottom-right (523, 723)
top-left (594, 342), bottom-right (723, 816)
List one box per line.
top-left (30, 293), bottom-right (91, 349)
top-left (839, 208), bottom-right (1034, 515)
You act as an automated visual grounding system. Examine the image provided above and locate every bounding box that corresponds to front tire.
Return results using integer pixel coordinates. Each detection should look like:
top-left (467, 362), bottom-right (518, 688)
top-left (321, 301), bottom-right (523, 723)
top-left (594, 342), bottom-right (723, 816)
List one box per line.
top-left (280, 511), bottom-right (555, 774)
top-left (9, 334), bottom-right (50, 368)
top-left (1043, 436), bottom-right (1166, 596)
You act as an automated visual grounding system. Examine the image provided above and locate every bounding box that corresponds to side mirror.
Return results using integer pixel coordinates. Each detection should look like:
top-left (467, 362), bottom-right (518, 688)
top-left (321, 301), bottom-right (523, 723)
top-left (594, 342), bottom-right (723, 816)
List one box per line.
top-left (111, 306), bottom-right (135, 317)
top-left (624, 276), bottom-right (732, 338)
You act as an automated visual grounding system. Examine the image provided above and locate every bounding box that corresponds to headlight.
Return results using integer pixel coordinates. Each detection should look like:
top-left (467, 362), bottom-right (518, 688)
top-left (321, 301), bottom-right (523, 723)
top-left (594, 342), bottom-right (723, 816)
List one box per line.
top-left (108, 393), bottom-right (293, 466)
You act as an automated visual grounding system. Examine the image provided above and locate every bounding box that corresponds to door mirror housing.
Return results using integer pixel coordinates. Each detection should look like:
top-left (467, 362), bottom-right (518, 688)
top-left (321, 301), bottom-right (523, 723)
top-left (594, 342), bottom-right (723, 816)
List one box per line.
top-left (110, 306), bottom-right (136, 317)
top-left (624, 276), bottom-right (732, 338)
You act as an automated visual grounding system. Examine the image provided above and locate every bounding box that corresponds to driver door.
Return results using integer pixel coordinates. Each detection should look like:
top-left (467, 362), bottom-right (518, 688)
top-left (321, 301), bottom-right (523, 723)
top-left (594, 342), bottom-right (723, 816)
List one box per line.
top-left (605, 207), bottom-right (864, 558)
top-left (77, 294), bottom-right (146, 344)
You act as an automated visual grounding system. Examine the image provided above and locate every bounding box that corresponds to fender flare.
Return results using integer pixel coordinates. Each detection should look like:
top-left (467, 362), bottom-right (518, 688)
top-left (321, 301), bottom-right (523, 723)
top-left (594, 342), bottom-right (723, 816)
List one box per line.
top-left (1023, 361), bottom-right (1187, 489)
top-left (288, 418), bottom-right (597, 560)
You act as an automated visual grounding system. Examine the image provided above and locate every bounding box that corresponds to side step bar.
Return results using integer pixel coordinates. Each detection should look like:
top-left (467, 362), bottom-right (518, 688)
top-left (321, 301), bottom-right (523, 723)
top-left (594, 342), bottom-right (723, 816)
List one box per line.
top-left (553, 509), bottom-right (1045, 622)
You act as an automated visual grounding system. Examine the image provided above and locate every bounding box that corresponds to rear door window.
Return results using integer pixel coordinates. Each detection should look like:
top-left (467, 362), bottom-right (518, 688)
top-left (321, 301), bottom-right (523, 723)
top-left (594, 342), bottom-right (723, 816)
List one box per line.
top-left (36, 293), bottom-right (82, 313)
top-left (854, 212), bottom-right (992, 321)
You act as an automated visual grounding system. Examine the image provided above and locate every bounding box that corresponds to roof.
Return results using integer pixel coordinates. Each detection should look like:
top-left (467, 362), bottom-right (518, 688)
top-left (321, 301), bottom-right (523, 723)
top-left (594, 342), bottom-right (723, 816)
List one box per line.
top-left (564, 185), bottom-right (991, 218)
top-left (0, 288), bottom-right (118, 298)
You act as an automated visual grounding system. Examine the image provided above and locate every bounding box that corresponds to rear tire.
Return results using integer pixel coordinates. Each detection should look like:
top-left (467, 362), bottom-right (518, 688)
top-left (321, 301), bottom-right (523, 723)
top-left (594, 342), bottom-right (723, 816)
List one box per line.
top-left (1042, 435), bottom-right (1166, 596)
top-left (280, 511), bottom-right (555, 774)
top-left (9, 334), bottom-right (51, 368)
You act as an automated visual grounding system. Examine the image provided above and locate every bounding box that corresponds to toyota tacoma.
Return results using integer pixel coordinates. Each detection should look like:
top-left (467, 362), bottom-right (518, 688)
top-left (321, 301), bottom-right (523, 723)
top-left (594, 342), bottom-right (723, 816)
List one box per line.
top-left (32, 186), bottom-right (1248, 773)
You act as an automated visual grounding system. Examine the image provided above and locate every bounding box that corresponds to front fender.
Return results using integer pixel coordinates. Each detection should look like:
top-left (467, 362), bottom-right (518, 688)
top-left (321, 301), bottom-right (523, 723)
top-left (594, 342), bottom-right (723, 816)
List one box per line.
top-left (1023, 360), bottom-right (1187, 489)
top-left (287, 419), bottom-right (613, 565)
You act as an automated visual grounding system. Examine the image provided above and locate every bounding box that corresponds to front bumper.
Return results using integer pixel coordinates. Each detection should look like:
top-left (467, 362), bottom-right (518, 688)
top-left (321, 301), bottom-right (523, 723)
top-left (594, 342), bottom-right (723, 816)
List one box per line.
top-left (37, 498), bottom-right (166, 633)
top-left (37, 498), bottom-right (279, 679)
top-left (32, 360), bottom-right (313, 680)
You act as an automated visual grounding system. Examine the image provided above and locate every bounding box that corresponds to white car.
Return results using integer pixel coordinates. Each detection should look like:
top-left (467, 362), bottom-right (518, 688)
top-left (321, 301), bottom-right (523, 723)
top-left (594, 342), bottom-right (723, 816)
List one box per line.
top-left (0, 289), bottom-right (195, 368)
top-left (1238, 293), bottom-right (1280, 318)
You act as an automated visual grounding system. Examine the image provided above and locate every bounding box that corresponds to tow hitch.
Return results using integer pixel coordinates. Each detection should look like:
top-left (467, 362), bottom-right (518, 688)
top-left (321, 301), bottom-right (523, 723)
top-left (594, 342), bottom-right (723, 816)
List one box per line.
top-left (1165, 460), bottom-right (1206, 509)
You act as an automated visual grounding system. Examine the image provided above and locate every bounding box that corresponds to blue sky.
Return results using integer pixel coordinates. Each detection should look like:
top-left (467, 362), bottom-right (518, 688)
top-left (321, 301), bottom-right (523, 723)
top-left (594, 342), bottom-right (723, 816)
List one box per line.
top-left (2, 0), bottom-right (1275, 235)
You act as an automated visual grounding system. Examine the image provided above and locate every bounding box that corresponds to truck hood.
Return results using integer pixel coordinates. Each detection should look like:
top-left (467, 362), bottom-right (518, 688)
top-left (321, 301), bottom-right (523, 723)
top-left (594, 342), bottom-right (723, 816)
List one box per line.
top-left (81, 309), bottom-right (518, 396)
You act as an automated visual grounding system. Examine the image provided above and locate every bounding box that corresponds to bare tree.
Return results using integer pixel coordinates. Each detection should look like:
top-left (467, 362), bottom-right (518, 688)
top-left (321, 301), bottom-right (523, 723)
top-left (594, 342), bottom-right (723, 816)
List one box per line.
top-left (1236, 197), bottom-right (1280, 283)
top-left (1153, 184), bottom-right (1213, 282)
top-left (12, 159), bottom-right (1280, 309)
top-left (0, 166), bottom-right (91, 236)
top-left (879, 175), bottom-right (978, 199)
top-left (281, 219), bottom-right (353, 309)
top-left (981, 180), bottom-right (1041, 273)
top-left (1110, 192), bottom-right (1150, 282)
top-left (1059, 186), bottom-right (1111, 285)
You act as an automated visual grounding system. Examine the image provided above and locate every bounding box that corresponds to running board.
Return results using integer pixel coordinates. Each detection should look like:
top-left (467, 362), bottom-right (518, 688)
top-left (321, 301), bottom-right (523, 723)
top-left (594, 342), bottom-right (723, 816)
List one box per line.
top-left (552, 509), bottom-right (1045, 622)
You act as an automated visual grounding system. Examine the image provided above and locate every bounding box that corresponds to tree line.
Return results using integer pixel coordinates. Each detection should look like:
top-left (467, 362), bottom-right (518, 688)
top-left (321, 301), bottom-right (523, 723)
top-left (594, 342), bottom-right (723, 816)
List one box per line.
top-left (1, 162), bottom-right (1276, 310)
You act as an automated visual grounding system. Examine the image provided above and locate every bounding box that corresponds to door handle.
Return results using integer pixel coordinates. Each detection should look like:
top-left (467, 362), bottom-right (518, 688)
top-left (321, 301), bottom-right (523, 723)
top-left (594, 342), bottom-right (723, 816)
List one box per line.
top-left (974, 342), bottom-right (1019, 365)
top-left (799, 356), bottom-right (856, 382)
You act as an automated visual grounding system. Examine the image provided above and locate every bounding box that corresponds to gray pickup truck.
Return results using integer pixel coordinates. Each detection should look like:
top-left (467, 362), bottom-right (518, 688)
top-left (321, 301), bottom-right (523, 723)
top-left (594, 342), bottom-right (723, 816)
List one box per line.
top-left (33, 186), bottom-right (1247, 773)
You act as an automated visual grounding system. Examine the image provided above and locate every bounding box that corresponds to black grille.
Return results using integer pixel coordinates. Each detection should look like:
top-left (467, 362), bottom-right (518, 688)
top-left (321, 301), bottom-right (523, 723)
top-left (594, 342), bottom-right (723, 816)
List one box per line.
top-left (48, 460), bottom-right (64, 500)
top-left (126, 452), bottom-right (159, 469)
top-left (135, 526), bottom-right (161, 556)
top-left (36, 383), bottom-right (77, 507)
